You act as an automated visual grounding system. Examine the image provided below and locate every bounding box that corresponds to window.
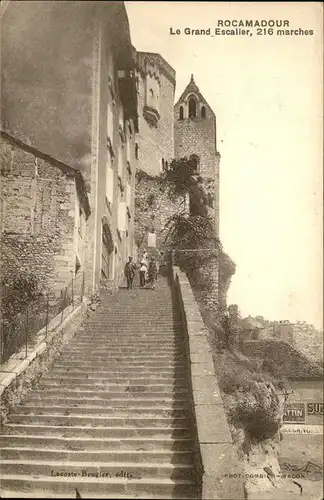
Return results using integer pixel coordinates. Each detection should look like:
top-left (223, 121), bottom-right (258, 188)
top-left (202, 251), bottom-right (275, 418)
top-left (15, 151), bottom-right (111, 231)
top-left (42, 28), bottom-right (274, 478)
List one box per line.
top-left (201, 106), bottom-right (206, 119)
top-left (149, 89), bottom-right (154, 98)
top-left (189, 154), bottom-right (199, 173)
top-left (135, 75), bottom-right (140, 93)
top-left (161, 158), bottom-right (165, 170)
top-left (179, 106), bottom-right (184, 120)
top-left (101, 223), bottom-right (113, 279)
top-left (106, 164), bottom-right (114, 204)
top-left (135, 142), bottom-right (139, 160)
top-left (107, 102), bottom-right (113, 139)
top-left (118, 201), bottom-right (127, 231)
top-left (78, 207), bottom-right (83, 236)
top-left (188, 97), bottom-right (197, 118)
top-left (165, 161), bottom-right (168, 170)
top-left (126, 182), bottom-right (131, 209)
top-left (118, 148), bottom-right (123, 176)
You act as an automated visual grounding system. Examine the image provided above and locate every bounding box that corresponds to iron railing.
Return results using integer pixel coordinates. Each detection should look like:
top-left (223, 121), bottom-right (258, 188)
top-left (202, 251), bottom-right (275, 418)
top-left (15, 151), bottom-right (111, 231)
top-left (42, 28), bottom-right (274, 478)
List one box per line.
top-left (0, 271), bottom-right (85, 365)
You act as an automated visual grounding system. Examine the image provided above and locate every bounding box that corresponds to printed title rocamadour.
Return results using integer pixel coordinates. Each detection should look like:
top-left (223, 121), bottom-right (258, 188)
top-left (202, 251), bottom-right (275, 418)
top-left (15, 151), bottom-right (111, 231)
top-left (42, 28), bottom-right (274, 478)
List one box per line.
top-left (215, 20), bottom-right (290, 27)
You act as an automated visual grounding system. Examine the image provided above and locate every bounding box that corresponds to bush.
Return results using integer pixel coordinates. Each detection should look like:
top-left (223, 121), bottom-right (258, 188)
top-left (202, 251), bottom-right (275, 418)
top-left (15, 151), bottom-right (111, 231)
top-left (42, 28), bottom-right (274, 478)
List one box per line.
top-left (213, 350), bottom-right (285, 441)
top-left (231, 398), bottom-right (281, 440)
top-left (164, 214), bottom-right (215, 248)
top-left (1, 272), bottom-right (44, 321)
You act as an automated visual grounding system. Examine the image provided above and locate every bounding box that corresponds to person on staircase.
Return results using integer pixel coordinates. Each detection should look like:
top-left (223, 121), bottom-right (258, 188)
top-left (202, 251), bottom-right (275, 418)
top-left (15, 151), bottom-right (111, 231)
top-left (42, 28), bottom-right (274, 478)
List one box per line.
top-left (142, 248), bottom-right (149, 267)
top-left (139, 261), bottom-right (148, 288)
top-left (148, 257), bottom-right (158, 290)
top-left (124, 256), bottom-right (137, 290)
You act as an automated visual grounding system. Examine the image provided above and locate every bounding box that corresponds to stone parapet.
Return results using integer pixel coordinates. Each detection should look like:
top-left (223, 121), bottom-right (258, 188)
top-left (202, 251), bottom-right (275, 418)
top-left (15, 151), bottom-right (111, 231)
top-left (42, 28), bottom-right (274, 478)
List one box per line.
top-left (172, 265), bottom-right (244, 499)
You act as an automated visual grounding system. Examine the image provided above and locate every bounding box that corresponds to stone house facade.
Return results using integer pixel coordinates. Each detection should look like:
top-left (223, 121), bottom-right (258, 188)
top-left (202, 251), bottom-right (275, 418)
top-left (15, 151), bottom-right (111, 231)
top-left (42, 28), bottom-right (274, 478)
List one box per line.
top-left (1, 1), bottom-right (232, 318)
top-left (0, 133), bottom-right (90, 295)
top-left (0, 1), bottom-right (138, 296)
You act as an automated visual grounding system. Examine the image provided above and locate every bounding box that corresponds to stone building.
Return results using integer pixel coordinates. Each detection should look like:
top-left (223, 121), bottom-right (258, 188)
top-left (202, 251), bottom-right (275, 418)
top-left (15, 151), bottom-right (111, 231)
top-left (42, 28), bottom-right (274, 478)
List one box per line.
top-left (174, 74), bottom-right (221, 235)
top-left (133, 52), bottom-right (180, 253)
top-left (135, 52), bottom-right (176, 177)
top-left (132, 54), bottom-right (235, 318)
top-left (0, 1), bottom-right (138, 295)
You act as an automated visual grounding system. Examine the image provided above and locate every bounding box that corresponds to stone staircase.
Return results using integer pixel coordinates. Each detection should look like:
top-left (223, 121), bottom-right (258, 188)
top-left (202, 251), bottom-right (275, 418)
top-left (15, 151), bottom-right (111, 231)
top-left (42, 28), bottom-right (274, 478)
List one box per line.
top-left (0, 275), bottom-right (199, 499)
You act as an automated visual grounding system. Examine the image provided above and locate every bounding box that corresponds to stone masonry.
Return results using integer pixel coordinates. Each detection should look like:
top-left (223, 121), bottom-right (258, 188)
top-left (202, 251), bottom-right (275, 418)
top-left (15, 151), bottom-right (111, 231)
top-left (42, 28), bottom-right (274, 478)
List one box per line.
top-left (174, 75), bottom-right (220, 236)
top-left (134, 171), bottom-right (188, 253)
top-left (0, 134), bottom-right (89, 294)
top-left (135, 52), bottom-right (176, 177)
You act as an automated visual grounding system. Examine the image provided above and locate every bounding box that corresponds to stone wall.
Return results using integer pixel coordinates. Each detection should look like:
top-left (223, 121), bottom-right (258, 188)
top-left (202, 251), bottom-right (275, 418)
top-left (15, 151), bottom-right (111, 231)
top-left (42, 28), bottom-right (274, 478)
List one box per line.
top-left (174, 115), bottom-right (218, 180)
top-left (1, 0), bottom-right (96, 182)
top-left (134, 170), bottom-right (186, 255)
top-left (174, 80), bottom-right (220, 234)
top-left (136, 52), bottom-right (175, 177)
top-left (173, 266), bottom-right (244, 500)
top-left (0, 135), bottom-right (87, 293)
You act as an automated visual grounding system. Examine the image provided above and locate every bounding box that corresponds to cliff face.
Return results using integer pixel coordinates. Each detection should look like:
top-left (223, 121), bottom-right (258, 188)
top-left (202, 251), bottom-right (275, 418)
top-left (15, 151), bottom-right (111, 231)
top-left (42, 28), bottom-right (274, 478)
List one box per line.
top-left (208, 346), bottom-right (290, 498)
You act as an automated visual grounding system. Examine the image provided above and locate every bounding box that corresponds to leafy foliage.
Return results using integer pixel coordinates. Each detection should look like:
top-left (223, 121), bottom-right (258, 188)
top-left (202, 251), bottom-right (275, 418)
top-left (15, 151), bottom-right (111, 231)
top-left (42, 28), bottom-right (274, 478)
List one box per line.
top-left (161, 157), bottom-right (200, 197)
top-left (1, 272), bottom-right (44, 321)
top-left (163, 213), bottom-right (215, 248)
top-left (215, 350), bottom-right (286, 441)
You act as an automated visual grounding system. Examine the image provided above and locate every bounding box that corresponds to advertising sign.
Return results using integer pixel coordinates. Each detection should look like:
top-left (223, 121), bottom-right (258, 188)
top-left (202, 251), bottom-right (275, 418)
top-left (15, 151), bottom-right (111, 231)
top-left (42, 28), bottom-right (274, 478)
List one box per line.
top-left (307, 403), bottom-right (323, 415)
top-left (283, 403), bottom-right (306, 423)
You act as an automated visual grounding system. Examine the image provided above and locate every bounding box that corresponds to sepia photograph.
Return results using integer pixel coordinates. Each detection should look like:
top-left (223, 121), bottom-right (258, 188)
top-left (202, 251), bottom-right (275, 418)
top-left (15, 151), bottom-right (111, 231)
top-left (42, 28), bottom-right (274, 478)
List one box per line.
top-left (0, 1), bottom-right (323, 499)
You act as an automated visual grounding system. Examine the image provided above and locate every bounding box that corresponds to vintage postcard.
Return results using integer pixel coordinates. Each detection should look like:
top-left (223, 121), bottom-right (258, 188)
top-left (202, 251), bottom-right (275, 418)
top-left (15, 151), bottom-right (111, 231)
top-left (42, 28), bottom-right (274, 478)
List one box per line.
top-left (0, 1), bottom-right (323, 499)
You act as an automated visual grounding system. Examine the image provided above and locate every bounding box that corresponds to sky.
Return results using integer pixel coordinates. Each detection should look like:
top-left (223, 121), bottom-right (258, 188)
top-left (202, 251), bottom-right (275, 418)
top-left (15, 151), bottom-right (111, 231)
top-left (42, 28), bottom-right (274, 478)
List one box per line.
top-left (125, 1), bottom-right (323, 329)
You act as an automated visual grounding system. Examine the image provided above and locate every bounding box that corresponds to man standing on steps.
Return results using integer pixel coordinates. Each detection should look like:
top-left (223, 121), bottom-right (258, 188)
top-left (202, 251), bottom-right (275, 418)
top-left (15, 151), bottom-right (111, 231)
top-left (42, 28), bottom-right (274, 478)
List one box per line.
top-left (148, 257), bottom-right (158, 290)
top-left (124, 256), bottom-right (137, 290)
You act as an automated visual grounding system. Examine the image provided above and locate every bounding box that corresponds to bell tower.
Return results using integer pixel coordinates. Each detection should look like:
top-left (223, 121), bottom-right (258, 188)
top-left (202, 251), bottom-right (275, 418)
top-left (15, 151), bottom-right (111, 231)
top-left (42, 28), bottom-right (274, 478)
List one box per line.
top-left (174, 75), bottom-right (220, 235)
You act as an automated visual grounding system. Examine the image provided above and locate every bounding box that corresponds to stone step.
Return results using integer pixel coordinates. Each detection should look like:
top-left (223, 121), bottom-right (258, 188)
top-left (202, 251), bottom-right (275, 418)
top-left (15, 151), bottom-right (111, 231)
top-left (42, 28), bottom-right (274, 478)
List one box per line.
top-left (84, 320), bottom-right (180, 323)
top-left (64, 338), bottom-right (184, 344)
top-left (0, 475), bottom-right (197, 498)
top-left (88, 324), bottom-right (181, 328)
top-left (65, 345), bottom-right (184, 351)
top-left (50, 368), bottom-right (188, 377)
top-left (0, 447), bottom-right (193, 464)
top-left (79, 331), bottom-right (183, 336)
top-left (52, 365), bottom-right (186, 373)
top-left (3, 424), bottom-right (191, 439)
top-left (23, 396), bottom-right (188, 407)
top-left (54, 361), bottom-right (187, 368)
top-left (69, 342), bottom-right (185, 348)
top-left (82, 325), bottom-right (182, 330)
top-left (7, 414), bottom-right (190, 428)
top-left (88, 316), bottom-right (178, 320)
top-left (63, 350), bottom-right (185, 356)
top-left (54, 360), bottom-right (187, 368)
top-left (53, 361), bottom-right (188, 369)
top-left (40, 375), bottom-right (187, 384)
top-left (0, 460), bottom-right (195, 480)
top-left (31, 386), bottom-right (189, 396)
top-left (13, 406), bottom-right (188, 418)
top-left (85, 314), bottom-right (179, 319)
top-left (0, 435), bottom-right (193, 452)
top-left (40, 372), bottom-right (187, 386)
top-left (56, 355), bottom-right (186, 362)
top-left (74, 338), bottom-right (184, 343)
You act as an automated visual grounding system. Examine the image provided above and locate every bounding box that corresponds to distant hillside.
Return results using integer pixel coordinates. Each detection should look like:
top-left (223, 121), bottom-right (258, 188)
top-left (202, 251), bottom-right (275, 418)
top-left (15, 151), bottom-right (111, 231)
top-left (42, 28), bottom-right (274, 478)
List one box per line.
top-left (242, 339), bottom-right (323, 380)
top-left (240, 316), bottom-right (323, 364)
